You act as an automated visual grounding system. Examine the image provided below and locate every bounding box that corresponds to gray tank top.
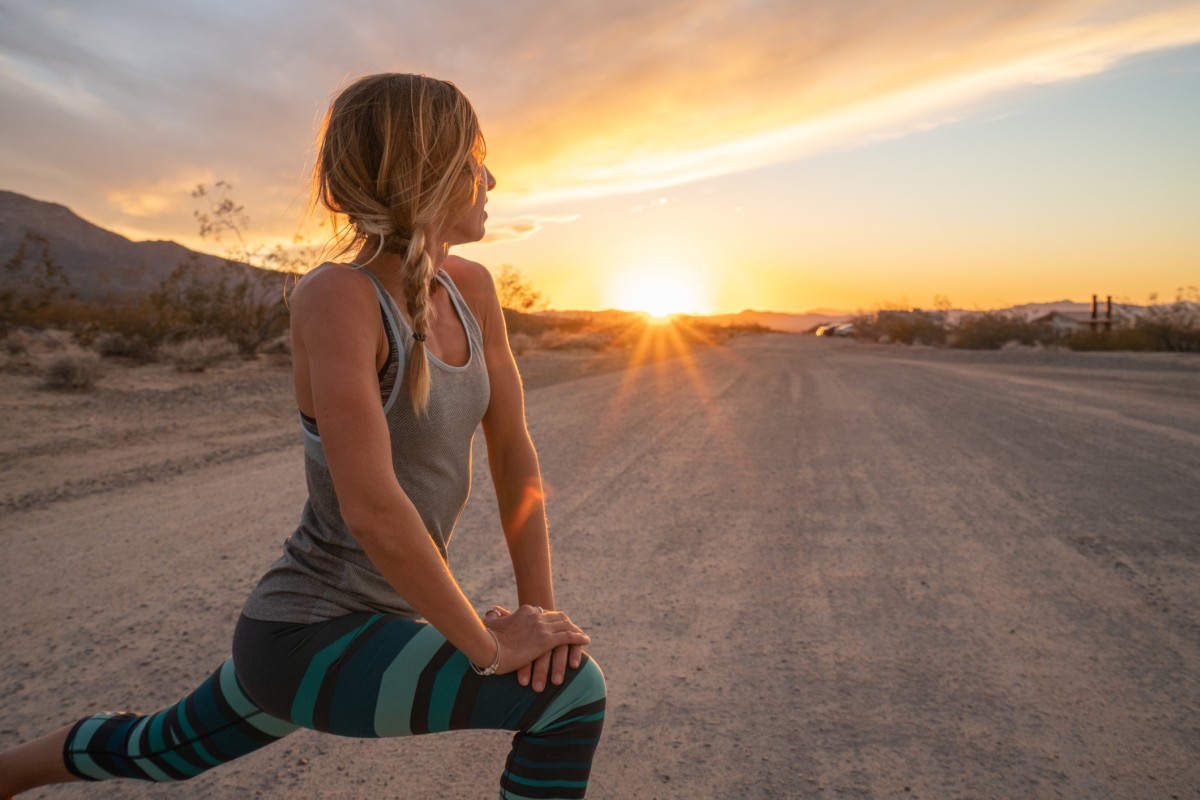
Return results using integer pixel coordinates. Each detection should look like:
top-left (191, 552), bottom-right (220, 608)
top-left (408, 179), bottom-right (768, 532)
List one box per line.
top-left (243, 267), bottom-right (491, 623)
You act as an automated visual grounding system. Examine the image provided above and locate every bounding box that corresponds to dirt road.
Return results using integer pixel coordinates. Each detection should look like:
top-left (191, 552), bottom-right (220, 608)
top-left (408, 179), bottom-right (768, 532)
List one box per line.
top-left (3, 334), bottom-right (1198, 799)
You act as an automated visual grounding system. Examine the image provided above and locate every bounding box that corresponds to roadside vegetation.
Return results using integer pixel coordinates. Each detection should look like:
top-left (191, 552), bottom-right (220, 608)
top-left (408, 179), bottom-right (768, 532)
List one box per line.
top-left (837, 291), bottom-right (1200, 353)
top-left (1, 186), bottom-right (767, 390)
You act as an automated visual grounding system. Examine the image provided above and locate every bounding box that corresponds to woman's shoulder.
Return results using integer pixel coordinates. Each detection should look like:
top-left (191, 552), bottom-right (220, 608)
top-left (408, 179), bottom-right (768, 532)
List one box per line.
top-left (293, 262), bottom-right (377, 304)
top-left (442, 256), bottom-right (500, 313)
top-left (290, 262), bottom-right (382, 328)
top-left (442, 256), bottom-right (502, 342)
top-left (442, 256), bottom-right (496, 297)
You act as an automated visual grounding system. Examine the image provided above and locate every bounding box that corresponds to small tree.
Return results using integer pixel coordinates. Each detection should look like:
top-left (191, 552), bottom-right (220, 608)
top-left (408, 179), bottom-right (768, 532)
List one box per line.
top-left (495, 265), bottom-right (548, 313)
top-left (1, 230), bottom-right (74, 335)
top-left (150, 182), bottom-right (300, 355)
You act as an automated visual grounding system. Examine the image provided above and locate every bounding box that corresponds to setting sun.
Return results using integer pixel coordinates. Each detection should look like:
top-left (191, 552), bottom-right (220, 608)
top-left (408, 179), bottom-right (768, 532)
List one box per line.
top-left (607, 262), bottom-right (714, 317)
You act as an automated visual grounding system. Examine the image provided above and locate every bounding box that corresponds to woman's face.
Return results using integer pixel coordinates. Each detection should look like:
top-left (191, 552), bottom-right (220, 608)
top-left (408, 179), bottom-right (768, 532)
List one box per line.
top-left (444, 163), bottom-right (495, 247)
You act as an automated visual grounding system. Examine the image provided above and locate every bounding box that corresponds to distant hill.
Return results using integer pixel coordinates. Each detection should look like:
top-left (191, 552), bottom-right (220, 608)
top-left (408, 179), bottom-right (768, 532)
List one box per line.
top-left (0, 190), bottom-right (256, 301)
top-left (702, 309), bottom-right (851, 333)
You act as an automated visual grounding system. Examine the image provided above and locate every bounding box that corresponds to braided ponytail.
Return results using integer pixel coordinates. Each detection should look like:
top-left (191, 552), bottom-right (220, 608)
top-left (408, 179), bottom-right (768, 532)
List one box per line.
top-left (400, 225), bottom-right (436, 415)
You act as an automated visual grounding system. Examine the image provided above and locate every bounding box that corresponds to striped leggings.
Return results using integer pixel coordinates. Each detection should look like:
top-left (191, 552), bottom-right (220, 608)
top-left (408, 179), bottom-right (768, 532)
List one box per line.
top-left (63, 613), bottom-right (606, 799)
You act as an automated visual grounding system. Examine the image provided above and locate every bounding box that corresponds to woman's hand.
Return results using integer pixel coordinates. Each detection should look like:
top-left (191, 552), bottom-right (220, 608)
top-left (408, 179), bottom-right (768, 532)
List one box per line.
top-left (484, 605), bottom-right (588, 691)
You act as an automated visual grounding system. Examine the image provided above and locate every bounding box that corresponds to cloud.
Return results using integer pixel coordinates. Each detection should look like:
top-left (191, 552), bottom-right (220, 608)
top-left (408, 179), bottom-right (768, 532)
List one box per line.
top-left (467, 0), bottom-right (1200, 204)
top-left (479, 213), bottom-right (580, 244)
top-left (1, 0), bottom-right (1198, 243)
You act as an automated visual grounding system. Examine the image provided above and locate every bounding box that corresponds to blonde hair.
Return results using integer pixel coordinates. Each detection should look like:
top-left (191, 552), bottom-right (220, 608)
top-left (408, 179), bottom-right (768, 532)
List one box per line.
top-left (314, 73), bottom-right (484, 414)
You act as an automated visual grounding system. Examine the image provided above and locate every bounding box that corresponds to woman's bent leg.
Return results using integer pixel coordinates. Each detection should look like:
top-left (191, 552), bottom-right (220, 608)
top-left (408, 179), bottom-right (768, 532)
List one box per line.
top-left (62, 658), bottom-right (297, 783)
top-left (499, 657), bottom-right (607, 800)
top-left (234, 613), bottom-right (606, 799)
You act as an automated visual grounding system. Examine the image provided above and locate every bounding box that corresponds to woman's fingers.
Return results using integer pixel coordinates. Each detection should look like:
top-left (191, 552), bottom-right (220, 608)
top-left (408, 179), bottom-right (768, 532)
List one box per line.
top-left (485, 605), bottom-right (590, 677)
top-left (550, 643), bottom-right (570, 687)
top-left (530, 651), bottom-right (552, 692)
top-left (485, 605), bottom-right (511, 619)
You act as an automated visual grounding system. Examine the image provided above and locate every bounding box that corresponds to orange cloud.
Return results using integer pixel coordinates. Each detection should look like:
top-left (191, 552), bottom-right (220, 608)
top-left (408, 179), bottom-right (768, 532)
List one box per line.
top-left (479, 1), bottom-right (1200, 205)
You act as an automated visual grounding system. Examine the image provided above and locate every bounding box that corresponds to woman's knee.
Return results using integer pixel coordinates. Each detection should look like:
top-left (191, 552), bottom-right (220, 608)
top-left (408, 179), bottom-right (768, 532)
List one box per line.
top-left (573, 653), bottom-right (607, 706)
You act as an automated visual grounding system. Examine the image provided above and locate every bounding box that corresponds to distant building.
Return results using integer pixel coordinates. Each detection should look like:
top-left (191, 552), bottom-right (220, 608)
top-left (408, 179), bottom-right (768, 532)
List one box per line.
top-left (1032, 295), bottom-right (1127, 333)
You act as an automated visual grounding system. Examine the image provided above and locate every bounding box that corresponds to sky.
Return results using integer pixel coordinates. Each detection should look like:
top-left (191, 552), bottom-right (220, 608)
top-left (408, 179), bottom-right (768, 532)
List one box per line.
top-left (1, 0), bottom-right (1198, 315)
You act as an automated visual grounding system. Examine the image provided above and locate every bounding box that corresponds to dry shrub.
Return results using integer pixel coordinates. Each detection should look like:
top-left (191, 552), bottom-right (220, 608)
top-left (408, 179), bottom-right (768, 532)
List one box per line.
top-left (538, 329), bottom-right (613, 351)
top-left (508, 332), bottom-right (536, 356)
top-left (851, 310), bottom-right (949, 345)
top-left (161, 337), bottom-right (238, 372)
top-left (5, 336), bottom-right (28, 357)
top-left (952, 313), bottom-right (1050, 350)
top-left (259, 334), bottom-right (292, 357)
top-left (95, 331), bottom-right (159, 362)
top-left (44, 352), bottom-right (101, 390)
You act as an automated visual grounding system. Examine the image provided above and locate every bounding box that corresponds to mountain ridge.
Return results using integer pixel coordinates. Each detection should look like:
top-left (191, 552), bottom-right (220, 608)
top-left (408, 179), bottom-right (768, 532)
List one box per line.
top-left (1, 189), bottom-right (257, 300)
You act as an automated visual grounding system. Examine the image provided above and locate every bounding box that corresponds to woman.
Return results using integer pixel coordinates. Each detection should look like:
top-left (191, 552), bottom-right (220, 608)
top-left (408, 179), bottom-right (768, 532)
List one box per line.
top-left (0, 73), bottom-right (605, 799)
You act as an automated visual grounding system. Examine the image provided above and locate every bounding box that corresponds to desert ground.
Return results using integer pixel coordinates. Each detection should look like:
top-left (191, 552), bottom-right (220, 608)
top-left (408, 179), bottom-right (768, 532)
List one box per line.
top-left (2, 332), bottom-right (1198, 799)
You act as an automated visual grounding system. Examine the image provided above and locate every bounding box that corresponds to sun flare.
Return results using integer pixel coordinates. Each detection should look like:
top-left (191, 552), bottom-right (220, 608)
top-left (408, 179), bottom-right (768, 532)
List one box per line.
top-left (607, 263), bottom-right (714, 317)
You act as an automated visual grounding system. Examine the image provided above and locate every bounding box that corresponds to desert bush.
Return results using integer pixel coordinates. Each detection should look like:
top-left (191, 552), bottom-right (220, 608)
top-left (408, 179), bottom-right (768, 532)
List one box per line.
top-left (1062, 327), bottom-right (1153, 352)
top-left (95, 331), bottom-right (159, 362)
top-left (502, 308), bottom-right (591, 338)
top-left (1132, 316), bottom-right (1200, 352)
top-left (44, 352), bottom-right (101, 390)
top-left (850, 310), bottom-right (948, 345)
top-left (1127, 289), bottom-right (1200, 352)
top-left (537, 329), bottom-right (614, 350)
top-left (495, 265), bottom-right (548, 313)
top-left (5, 336), bottom-right (28, 356)
top-left (259, 333), bottom-right (292, 357)
top-left (151, 259), bottom-right (292, 356)
top-left (149, 182), bottom-right (300, 355)
top-left (952, 313), bottom-right (1052, 350)
top-left (160, 337), bottom-right (239, 372)
top-left (507, 332), bottom-right (536, 356)
top-left (1, 231), bottom-right (74, 335)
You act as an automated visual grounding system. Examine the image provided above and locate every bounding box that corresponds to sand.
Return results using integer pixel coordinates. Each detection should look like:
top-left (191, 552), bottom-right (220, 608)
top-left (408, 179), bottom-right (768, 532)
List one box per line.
top-left (2, 333), bottom-right (1199, 799)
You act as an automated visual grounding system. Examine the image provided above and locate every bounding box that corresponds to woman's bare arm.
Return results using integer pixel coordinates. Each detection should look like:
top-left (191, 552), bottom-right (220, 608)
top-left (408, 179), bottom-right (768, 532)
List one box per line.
top-left (290, 264), bottom-right (586, 674)
top-left (448, 257), bottom-right (583, 690)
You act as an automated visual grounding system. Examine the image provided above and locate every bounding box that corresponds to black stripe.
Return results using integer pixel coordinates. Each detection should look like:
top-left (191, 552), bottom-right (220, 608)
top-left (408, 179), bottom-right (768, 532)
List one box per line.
top-left (449, 669), bottom-right (482, 730)
top-left (90, 715), bottom-right (154, 781)
top-left (500, 773), bottom-right (588, 800)
top-left (208, 668), bottom-right (281, 749)
top-left (132, 711), bottom-right (190, 782)
top-left (312, 614), bottom-right (390, 732)
top-left (160, 702), bottom-right (212, 774)
top-left (409, 641), bottom-right (458, 734)
top-left (503, 759), bottom-right (591, 784)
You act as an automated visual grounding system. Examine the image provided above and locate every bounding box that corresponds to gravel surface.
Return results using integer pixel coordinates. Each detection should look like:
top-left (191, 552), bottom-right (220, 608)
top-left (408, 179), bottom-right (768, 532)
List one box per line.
top-left (2, 333), bottom-right (1198, 799)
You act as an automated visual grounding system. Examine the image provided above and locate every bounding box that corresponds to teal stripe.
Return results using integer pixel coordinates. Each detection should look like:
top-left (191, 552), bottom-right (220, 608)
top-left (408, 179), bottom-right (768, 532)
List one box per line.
top-left (375, 625), bottom-right (447, 736)
top-left (291, 617), bottom-right (379, 728)
top-left (67, 752), bottom-right (109, 781)
top-left (126, 716), bottom-right (173, 782)
top-left (528, 662), bottom-right (605, 735)
top-left (65, 717), bottom-right (112, 780)
top-left (501, 771), bottom-right (589, 789)
top-left (146, 711), bottom-right (166, 753)
top-left (143, 712), bottom-right (203, 779)
top-left (176, 705), bottom-right (222, 768)
top-left (535, 709), bottom-right (605, 733)
top-left (499, 791), bottom-right (546, 800)
top-left (217, 660), bottom-right (297, 737)
top-left (427, 653), bottom-right (470, 732)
